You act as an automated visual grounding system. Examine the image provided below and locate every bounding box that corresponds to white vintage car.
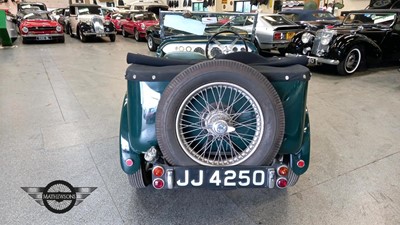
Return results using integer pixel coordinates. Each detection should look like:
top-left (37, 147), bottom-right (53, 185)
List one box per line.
top-left (68, 3), bottom-right (116, 42)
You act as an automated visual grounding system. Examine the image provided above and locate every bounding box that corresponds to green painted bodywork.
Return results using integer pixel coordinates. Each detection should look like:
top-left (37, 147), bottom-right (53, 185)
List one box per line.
top-left (120, 78), bottom-right (310, 175)
top-left (0, 10), bottom-right (13, 46)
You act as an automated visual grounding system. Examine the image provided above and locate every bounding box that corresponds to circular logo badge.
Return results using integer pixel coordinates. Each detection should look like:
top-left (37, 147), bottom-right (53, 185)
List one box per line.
top-left (42, 180), bottom-right (76, 214)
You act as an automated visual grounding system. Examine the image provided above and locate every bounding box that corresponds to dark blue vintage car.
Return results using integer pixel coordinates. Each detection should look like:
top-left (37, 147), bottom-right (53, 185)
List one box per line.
top-left (119, 11), bottom-right (311, 190)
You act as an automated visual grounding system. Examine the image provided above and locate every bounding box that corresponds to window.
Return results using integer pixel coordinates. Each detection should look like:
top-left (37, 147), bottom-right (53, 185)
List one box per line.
top-left (192, 2), bottom-right (208, 11)
top-left (234, 1), bottom-right (257, 12)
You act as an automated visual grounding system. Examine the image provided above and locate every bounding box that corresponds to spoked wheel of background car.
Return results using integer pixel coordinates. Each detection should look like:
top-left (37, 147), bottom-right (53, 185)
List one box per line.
top-left (109, 34), bottom-right (116, 42)
top-left (134, 29), bottom-right (141, 41)
top-left (287, 169), bottom-right (299, 186)
top-left (156, 60), bottom-right (285, 167)
top-left (337, 45), bottom-right (363, 75)
top-left (127, 163), bottom-right (151, 188)
top-left (122, 27), bottom-right (128, 37)
top-left (147, 34), bottom-right (157, 51)
top-left (78, 29), bottom-right (87, 42)
top-left (205, 30), bottom-right (248, 59)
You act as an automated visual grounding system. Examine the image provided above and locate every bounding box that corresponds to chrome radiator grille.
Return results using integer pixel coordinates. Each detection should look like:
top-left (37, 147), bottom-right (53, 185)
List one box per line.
top-left (92, 16), bottom-right (104, 33)
top-left (29, 27), bottom-right (56, 31)
top-left (311, 30), bottom-right (335, 56)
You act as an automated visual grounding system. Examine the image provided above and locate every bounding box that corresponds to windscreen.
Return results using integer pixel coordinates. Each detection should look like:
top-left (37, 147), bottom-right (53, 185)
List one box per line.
top-left (160, 11), bottom-right (257, 39)
top-left (343, 12), bottom-right (396, 27)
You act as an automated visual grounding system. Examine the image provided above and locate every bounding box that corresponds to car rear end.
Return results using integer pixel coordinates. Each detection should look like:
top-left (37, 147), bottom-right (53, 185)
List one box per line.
top-left (256, 14), bottom-right (301, 50)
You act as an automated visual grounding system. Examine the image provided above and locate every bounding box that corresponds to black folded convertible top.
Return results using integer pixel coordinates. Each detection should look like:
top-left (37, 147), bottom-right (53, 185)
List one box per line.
top-left (125, 52), bottom-right (311, 82)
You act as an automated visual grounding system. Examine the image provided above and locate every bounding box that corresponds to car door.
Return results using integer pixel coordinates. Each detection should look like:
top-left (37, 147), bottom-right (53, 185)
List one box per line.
top-left (125, 13), bottom-right (135, 34)
top-left (69, 6), bottom-right (78, 35)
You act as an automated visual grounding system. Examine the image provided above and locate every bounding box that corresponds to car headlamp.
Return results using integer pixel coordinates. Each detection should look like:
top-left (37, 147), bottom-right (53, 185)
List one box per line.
top-left (301, 32), bottom-right (313, 44)
top-left (56, 25), bottom-right (62, 32)
top-left (22, 26), bottom-right (29, 33)
top-left (141, 24), bottom-right (146, 29)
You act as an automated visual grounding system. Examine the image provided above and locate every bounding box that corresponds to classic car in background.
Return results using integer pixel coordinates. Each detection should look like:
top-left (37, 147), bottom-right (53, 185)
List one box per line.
top-left (19, 11), bottom-right (64, 44)
top-left (121, 11), bottom-right (158, 41)
top-left (279, 9), bottom-right (340, 30)
top-left (119, 11), bottom-right (311, 190)
top-left (286, 9), bottom-right (400, 75)
top-left (68, 3), bottom-right (116, 42)
top-left (104, 11), bottom-right (131, 33)
top-left (235, 13), bottom-right (301, 55)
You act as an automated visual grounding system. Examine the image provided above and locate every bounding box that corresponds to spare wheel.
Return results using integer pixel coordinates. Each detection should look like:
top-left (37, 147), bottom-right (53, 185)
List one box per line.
top-left (156, 60), bottom-right (285, 166)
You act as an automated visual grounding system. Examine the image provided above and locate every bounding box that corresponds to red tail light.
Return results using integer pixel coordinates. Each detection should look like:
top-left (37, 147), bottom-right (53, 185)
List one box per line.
top-left (277, 165), bottom-right (289, 176)
top-left (125, 159), bottom-right (134, 167)
top-left (274, 32), bottom-right (283, 40)
top-left (152, 166), bottom-right (164, 177)
top-left (297, 160), bottom-right (305, 168)
top-left (276, 178), bottom-right (288, 188)
top-left (153, 178), bottom-right (164, 189)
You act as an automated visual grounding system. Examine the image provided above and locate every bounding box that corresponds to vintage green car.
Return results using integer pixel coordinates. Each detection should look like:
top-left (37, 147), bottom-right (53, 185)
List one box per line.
top-left (119, 11), bottom-right (311, 189)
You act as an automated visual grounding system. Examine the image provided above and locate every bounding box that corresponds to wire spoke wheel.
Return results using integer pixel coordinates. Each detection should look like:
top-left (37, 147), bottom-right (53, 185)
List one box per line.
top-left (157, 60), bottom-right (285, 167)
top-left (176, 82), bottom-right (263, 166)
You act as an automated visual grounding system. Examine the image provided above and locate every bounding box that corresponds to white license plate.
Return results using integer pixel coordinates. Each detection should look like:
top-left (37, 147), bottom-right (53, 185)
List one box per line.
top-left (36, 36), bottom-right (51, 40)
top-left (174, 167), bottom-right (274, 188)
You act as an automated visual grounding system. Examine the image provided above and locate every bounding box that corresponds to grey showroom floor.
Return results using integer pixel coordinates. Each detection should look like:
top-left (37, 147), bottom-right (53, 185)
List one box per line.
top-left (1, 35), bottom-right (400, 225)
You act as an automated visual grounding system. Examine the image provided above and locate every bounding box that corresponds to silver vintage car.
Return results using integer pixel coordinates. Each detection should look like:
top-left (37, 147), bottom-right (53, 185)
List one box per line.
top-left (235, 13), bottom-right (301, 55)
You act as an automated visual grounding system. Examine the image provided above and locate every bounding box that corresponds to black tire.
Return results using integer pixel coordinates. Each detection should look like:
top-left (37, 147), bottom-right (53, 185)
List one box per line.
top-left (22, 37), bottom-right (27, 44)
top-left (147, 34), bottom-right (157, 51)
top-left (78, 29), bottom-right (87, 42)
top-left (134, 29), bottom-right (141, 41)
top-left (127, 166), bottom-right (150, 188)
top-left (65, 24), bottom-right (70, 35)
top-left (278, 48), bottom-right (286, 56)
top-left (287, 169), bottom-right (299, 186)
top-left (59, 37), bottom-right (65, 43)
top-left (109, 34), bottom-right (116, 42)
top-left (337, 45), bottom-right (363, 75)
top-left (156, 60), bottom-right (285, 166)
top-left (122, 27), bottom-right (128, 37)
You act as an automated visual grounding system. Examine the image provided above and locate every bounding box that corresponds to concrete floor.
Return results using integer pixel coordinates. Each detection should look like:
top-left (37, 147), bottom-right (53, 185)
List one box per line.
top-left (1, 35), bottom-right (400, 225)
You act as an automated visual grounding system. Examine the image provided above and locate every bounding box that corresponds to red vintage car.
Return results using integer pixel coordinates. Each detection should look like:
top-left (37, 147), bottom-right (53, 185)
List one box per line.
top-left (19, 11), bottom-right (64, 44)
top-left (105, 11), bottom-right (131, 34)
top-left (121, 11), bottom-right (158, 41)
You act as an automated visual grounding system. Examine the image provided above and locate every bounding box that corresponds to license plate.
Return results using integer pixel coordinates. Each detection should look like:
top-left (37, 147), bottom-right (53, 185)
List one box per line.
top-left (96, 34), bottom-right (105, 37)
top-left (173, 167), bottom-right (274, 188)
top-left (286, 32), bottom-right (295, 40)
top-left (36, 36), bottom-right (51, 40)
top-left (308, 58), bottom-right (317, 64)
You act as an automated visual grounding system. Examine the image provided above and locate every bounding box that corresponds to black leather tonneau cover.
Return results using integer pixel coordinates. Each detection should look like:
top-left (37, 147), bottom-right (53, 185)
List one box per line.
top-left (125, 52), bottom-right (310, 82)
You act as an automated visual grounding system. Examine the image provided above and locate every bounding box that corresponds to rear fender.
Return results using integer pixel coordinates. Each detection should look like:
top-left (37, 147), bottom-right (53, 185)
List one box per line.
top-left (120, 93), bottom-right (142, 174)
